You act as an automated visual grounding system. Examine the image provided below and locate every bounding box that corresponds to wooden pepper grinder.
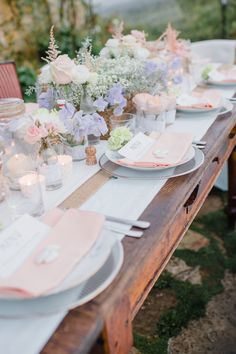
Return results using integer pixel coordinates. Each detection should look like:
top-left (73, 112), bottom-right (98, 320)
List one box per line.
top-left (85, 146), bottom-right (97, 165)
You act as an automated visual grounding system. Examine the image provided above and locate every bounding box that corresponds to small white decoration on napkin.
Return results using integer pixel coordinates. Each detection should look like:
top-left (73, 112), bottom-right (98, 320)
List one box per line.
top-left (0, 215), bottom-right (50, 278)
top-left (118, 132), bottom-right (154, 161)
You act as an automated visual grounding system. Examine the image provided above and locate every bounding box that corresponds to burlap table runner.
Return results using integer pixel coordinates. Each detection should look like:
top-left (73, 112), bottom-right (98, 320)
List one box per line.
top-left (60, 169), bottom-right (111, 209)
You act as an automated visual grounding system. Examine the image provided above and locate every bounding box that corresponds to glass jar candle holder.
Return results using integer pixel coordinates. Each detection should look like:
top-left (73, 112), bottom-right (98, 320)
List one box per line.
top-left (5, 171), bottom-right (45, 219)
top-left (39, 148), bottom-right (63, 191)
top-left (138, 111), bottom-right (166, 134)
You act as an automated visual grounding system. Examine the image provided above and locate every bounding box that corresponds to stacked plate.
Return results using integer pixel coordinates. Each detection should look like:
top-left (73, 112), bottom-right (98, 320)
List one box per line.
top-left (0, 98), bottom-right (25, 122)
top-left (0, 227), bottom-right (124, 317)
top-left (100, 145), bottom-right (204, 180)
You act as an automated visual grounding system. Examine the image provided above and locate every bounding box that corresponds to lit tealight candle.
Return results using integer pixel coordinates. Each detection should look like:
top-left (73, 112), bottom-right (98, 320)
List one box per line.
top-left (19, 173), bottom-right (45, 199)
top-left (57, 155), bottom-right (72, 180)
top-left (6, 153), bottom-right (31, 177)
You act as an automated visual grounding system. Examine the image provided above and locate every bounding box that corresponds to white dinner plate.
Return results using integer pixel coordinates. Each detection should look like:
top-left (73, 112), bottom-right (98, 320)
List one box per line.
top-left (0, 238), bottom-right (124, 317)
top-left (100, 148), bottom-right (205, 180)
top-left (105, 146), bottom-right (195, 172)
top-left (218, 100), bottom-right (234, 115)
top-left (205, 79), bottom-right (236, 87)
top-left (176, 104), bottom-right (220, 114)
top-left (177, 99), bottom-right (233, 116)
top-left (0, 228), bottom-right (116, 300)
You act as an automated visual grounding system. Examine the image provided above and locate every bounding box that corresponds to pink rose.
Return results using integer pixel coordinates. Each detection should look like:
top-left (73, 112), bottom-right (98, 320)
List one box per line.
top-left (50, 54), bottom-right (77, 85)
top-left (132, 93), bottom-right (152, 111)
top-left (24, 125), bottom-right (42, 144)
top-left (38, 125), bottom-right (48, 138)
top-left (45, 122), bottom-right (59, 133)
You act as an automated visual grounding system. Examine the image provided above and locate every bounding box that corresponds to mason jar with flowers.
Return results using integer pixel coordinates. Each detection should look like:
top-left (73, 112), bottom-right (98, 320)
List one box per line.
top-left (59, 102), bottom-right (108, 161)
top-left (17, 108), bottom-right (67, 190)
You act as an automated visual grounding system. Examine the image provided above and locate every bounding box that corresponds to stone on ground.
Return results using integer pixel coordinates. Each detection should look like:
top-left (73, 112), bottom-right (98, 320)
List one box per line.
top-left (178, 229), bottom-right (209, 251)
top-left (168, 272), bottom-right (236, 354)
top-left (166, 257), bottom-right (202, 285)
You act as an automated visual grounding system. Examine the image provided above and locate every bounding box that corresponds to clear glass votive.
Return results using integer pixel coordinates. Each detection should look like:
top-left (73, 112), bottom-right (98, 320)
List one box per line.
top-left (5, 171), bottom-right (45, 219)
top-left (139, 111), bottom-right (166, 134)
top-left (110, 113), bottom-right (136, 134)
top-left (39, 148), bottom-right (63, 191)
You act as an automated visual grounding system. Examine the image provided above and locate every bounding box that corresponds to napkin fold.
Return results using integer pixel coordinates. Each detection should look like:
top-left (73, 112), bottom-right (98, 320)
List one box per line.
top-left (117, 132), bottom-right (194, 168)
top-left (0, 209), bottom-right (105, 297)
top-left (177, 90), bottom-right (222, 110)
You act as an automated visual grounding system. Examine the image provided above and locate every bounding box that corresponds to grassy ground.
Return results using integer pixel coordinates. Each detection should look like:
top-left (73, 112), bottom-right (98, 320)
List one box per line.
top-left (133, 189), bottom-right (236, 354)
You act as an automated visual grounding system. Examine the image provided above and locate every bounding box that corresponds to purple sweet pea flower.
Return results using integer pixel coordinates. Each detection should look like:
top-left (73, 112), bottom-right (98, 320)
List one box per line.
top-left (59, 102), bottom-right (77, 134)
top-left (91, 113), bottom-right (108, 136)
top-left (144, 61), bottom-right (157, 76)
top-left (38, 88), bottom-right (54, 110)
top-left (107, 83), bottom-right (124, 106)
top-left (113, 96), bottom-right (127, 116)
top-left (59, 102), bottom-right (76, 121)
top-left (93, 97), bottom-right (108, 112)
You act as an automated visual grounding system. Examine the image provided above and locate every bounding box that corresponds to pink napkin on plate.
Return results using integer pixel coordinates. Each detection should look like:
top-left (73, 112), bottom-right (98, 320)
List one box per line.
top-left (117, 132), bottom-right (194, 168)
top-left (0, 209), bottom-right (105, 297)
top-left (177, 90), bottom-right (222, 110)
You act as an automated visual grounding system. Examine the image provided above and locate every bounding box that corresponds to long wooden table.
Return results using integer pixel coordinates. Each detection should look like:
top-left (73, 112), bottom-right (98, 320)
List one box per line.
top-left (42, 108), bottom-right (236, 354)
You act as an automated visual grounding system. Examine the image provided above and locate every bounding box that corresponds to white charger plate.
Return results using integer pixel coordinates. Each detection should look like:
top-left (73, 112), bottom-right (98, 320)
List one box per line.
top-left (177, 99), bottom-right (233, 115)
top-left (100, 148), bottom-right (204, 180)
top-left (105, 146), bottom-right (195, 172)
top-left (206, 80), bottom-right (236, 87)
top-left (218, 100), bottom-right (234, 115)
top-left (0, 238), bottom-right (124, 317)
top-left (0, 228), bottom-right (115, 300)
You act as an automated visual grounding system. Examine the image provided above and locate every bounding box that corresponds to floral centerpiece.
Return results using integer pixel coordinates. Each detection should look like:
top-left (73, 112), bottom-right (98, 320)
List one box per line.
top-left (100, 21), bottom-right (150, 60)
top-left (59, 102), bottom-right (108, 159)
top-left (14, 108), bottom-right (66, 154)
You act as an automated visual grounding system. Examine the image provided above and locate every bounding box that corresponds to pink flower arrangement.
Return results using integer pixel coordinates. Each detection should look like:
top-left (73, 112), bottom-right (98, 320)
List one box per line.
top-left (22, 108), bottom-right (67, 153)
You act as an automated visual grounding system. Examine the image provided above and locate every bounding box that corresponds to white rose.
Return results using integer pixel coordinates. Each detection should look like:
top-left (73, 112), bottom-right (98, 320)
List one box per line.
top-left (49, 111), bottom-right (67, 133)
top-left (106, 38), bottom-right (120, 48)
top-left (122, 35), bottom-right (137, 45)
top-left (109, 47), bottom-right (121, 58)
top-left (88, 72), bottom-right (98, 84)
top-left (50, 54), bottom-right (77, 85)
top-left (72, 65), bottom-right (91, 85)
top-left (133, 47), bottom-right (150, 60)
top-left (38, 64), bottom-right (52, 84)
top-left (32, 108), bottom-right (51, 123)
top-left (100, 47), bottom-right (110, 58)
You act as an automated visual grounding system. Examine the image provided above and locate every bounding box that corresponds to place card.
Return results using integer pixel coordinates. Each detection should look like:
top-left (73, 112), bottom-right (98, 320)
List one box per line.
top-left (118, 132), bottom-right (154, 161)
top-left (0, 214), bottom-right (50, 278)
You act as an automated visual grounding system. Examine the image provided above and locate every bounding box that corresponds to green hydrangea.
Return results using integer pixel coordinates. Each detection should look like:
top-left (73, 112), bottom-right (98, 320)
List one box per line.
top-left (201, 64), bottom-right (213, 81)
top-left (108, 127), bottom-right (133, 151)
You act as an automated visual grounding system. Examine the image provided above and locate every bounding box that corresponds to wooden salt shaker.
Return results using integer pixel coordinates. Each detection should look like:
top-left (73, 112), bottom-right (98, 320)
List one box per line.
top-left (85, 146), bottom-right (97, 165)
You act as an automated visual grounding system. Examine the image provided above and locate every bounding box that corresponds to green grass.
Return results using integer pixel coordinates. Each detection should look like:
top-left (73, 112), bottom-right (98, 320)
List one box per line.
top-left (134, 192), bottom-right (236, 354)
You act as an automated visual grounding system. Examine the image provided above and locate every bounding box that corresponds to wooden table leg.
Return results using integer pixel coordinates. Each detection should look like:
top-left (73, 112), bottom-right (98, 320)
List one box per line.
top-left (226, 145), bottom-right (236, 229)
top-left (102, 296), bottom-right (133, 354)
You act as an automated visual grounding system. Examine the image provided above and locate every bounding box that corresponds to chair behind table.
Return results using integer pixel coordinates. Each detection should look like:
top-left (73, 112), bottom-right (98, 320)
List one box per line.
top-left (0, 61), bottom-right (23, 99)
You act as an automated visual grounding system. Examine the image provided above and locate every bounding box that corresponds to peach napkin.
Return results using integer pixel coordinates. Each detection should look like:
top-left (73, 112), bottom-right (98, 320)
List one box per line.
top-left (0, 209), bottom-right (105, 297)
top-left (117, 132), bottom-right (194, 168)
top-left (177, 90), bottom-right (222, 110)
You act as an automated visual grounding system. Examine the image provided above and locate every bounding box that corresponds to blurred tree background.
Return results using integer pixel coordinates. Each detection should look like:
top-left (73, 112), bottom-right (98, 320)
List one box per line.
top-left (0, 0), bottom-right (236, 99)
